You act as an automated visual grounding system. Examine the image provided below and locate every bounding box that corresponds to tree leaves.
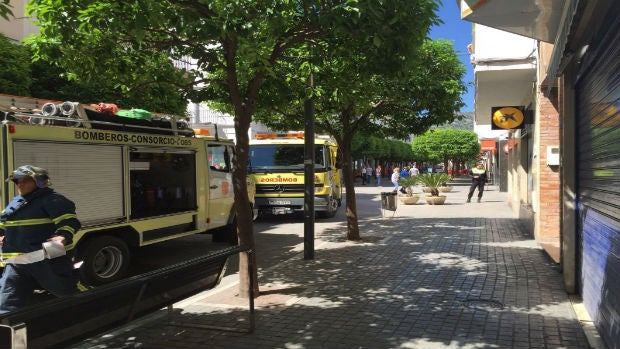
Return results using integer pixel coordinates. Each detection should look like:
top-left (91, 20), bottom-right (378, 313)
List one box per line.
top-left (411, 129), bottom-right (480, 165)
top-left (0, 0), bottom-right (13, 20)
top-left (0, 34), bottom-right (32, 95)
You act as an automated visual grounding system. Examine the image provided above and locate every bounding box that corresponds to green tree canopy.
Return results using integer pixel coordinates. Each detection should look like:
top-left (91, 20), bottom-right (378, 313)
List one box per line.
top-left (411, 129), bottom-right (480, 174)
top-left (256, 38), bottom-right (466, 138)
top-left (0, 31), bottom-right (186, 113)
top-left (351, 134), bottom-right (413, 162)
top-left (29, 58), bottom-right (188, 115)
top-left (0, 34), bottom-right (31, 95)
top-left (351, 135), bottom-right (413, 163)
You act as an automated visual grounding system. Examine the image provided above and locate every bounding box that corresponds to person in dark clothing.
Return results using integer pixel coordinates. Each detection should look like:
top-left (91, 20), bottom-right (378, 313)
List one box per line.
top-left (467, 161), bottom-right (488, 203)
top-left (0, 165), bottom-right (81, 313)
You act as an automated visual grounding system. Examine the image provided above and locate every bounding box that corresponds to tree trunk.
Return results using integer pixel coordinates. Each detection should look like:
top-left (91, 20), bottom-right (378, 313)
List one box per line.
top-left (339, 134), bottom-right (361, 240)
top-left (233, 109), bottom-right (259, 298)
top-left (224, 38), bottom-right (264, 298)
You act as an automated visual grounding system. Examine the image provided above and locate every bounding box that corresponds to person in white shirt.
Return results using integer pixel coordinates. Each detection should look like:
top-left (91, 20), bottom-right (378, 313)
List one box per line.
top-left (391, 167), bottom-right (400, 192)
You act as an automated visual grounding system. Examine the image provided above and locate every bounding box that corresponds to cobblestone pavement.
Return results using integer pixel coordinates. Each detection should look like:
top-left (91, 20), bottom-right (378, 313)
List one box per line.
top-left (71, 181), bottom-right (593, 349)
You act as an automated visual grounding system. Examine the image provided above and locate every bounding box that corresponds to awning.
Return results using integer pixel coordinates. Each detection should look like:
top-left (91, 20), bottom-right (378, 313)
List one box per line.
top-left (480, 139), bottom-right (496, 155)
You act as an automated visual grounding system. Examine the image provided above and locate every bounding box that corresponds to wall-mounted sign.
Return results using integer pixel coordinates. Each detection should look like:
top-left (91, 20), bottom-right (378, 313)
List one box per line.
top-left (491, 106), bottom-right (526, 130)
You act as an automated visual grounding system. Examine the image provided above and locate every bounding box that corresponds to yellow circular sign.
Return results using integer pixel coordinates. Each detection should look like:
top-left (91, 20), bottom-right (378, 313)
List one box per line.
top-left (492, 107), bottom-right (524, 129)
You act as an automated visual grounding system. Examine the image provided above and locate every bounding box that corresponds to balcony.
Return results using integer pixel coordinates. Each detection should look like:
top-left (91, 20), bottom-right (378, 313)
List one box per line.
top-left (459, 0), bottom-right (564, 43)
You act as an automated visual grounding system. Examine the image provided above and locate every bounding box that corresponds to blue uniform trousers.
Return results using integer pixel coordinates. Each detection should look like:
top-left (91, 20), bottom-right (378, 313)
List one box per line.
top-left (0, 257), bottom-right (77, 313)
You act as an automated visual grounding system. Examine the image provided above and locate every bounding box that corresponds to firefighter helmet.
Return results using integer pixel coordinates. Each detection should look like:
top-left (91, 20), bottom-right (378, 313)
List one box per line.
top-left (7, 165), bottom-right (52, 188)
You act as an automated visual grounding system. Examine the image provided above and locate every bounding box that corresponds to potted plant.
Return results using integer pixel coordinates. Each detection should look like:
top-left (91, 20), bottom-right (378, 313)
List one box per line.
top-left (398, 176), bottom-right (420, 204)
top-left (439, 175), bottom-right (453, 192)
top-left (417, 173), bottom-right (449, 205)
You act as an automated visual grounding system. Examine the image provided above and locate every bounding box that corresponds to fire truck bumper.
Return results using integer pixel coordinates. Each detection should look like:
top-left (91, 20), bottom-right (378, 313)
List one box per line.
top-left (256, 196), bottom-right (331, 215)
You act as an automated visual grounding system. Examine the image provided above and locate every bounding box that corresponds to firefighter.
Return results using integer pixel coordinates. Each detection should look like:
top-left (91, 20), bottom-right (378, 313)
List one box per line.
top-left (0, 165), bottom-right (81, 313)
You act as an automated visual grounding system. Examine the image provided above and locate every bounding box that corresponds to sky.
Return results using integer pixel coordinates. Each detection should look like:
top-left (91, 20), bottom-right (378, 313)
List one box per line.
top-left (429, 0), bottom-right (475, 112)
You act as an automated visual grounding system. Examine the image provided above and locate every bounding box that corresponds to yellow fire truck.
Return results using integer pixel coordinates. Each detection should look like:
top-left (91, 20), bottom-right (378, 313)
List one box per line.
top-left (0, 94), bottom-right (252, 285)
top-left (249, 132), bottom-right (342, 218)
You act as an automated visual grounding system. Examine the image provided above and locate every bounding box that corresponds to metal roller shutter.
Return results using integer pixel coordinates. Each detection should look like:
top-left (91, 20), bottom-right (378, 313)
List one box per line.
top-left (575, 10), bottom-right (620, 348)
top-left (12, 141), bottom-right (124, 226)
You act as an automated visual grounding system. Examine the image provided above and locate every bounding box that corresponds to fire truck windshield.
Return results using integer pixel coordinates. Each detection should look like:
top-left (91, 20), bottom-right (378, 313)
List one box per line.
top-left (249, 144), bottom-right (327, 172)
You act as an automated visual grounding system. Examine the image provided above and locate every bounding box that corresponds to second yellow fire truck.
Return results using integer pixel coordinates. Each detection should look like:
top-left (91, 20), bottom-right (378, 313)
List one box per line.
top-left (248, 132), bottom-right (342, 218)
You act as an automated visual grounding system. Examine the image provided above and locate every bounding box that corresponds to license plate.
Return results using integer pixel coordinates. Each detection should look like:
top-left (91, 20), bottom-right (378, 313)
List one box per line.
top-left (269, 200), bottom-right (291, 205)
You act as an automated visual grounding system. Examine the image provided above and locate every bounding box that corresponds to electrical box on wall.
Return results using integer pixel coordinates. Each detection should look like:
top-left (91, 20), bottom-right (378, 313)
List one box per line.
top-left (547, 146), bottom-right (560, 166)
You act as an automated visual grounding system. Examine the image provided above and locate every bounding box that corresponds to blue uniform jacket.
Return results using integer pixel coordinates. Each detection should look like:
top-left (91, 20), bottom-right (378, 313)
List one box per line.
top-left (0, 188), bottom-right (80, 254)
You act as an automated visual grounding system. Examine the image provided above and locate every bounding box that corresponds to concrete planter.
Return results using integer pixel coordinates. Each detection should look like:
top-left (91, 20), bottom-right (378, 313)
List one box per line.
top-left (439, 186), bottom-right (453, 193)
top-left (399, 195), bottom-right (420, 205)
top-left (425, 195), bottom-right (447, 205)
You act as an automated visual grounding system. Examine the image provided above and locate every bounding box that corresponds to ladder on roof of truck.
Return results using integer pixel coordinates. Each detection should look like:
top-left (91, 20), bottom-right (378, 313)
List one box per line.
top-left (0, 93), bottom-right (93, 129)
top-left (0, 93), bottom-right (195, 137)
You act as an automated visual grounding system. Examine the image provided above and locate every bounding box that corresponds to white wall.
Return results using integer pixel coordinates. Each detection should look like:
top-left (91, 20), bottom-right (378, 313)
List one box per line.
top-left (473, 25), bottom-right (537, 62)
top-left (474, 124), bottom-right (508, 140)
top-left (0, 0), bottom-right (38, 42)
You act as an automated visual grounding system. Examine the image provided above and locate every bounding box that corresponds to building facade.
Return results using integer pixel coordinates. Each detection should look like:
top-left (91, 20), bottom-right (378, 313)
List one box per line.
top-left (468, 22), bottom-right (562, 261)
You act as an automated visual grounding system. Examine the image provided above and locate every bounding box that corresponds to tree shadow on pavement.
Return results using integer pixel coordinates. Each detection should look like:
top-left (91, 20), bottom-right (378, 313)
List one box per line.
top-left (72, 217), bottom-right (589, 349)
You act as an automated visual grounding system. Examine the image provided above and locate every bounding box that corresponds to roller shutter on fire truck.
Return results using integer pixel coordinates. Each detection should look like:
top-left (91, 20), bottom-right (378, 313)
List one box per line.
top-left (12, 141), bottom-right (124, 226)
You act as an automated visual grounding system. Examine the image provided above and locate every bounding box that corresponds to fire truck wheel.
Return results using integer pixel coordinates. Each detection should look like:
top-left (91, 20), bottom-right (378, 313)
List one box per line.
top-left (78, 236), bottom-right (131, 286)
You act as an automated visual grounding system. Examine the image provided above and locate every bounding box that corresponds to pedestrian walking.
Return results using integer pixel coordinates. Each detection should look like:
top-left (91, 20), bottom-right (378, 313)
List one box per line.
top-left (391, 167), bottom-right (400, 192)
top-left (360, 166), bottom-right (366, 185)
top-left (375, 165), bottom-right (382, 186)
top-left (400, 166), bottom-right (410, 179)
top-left (365, 165), bottom-right (373, 186)
top-left (467, 161), bottom-right (488, 203)
top-left (0, 165), bottom-right (81, 313)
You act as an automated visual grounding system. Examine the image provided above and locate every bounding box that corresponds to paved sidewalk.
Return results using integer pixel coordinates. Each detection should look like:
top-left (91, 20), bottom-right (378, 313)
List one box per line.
top-left (72, 181), bottom-right (593, 349)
